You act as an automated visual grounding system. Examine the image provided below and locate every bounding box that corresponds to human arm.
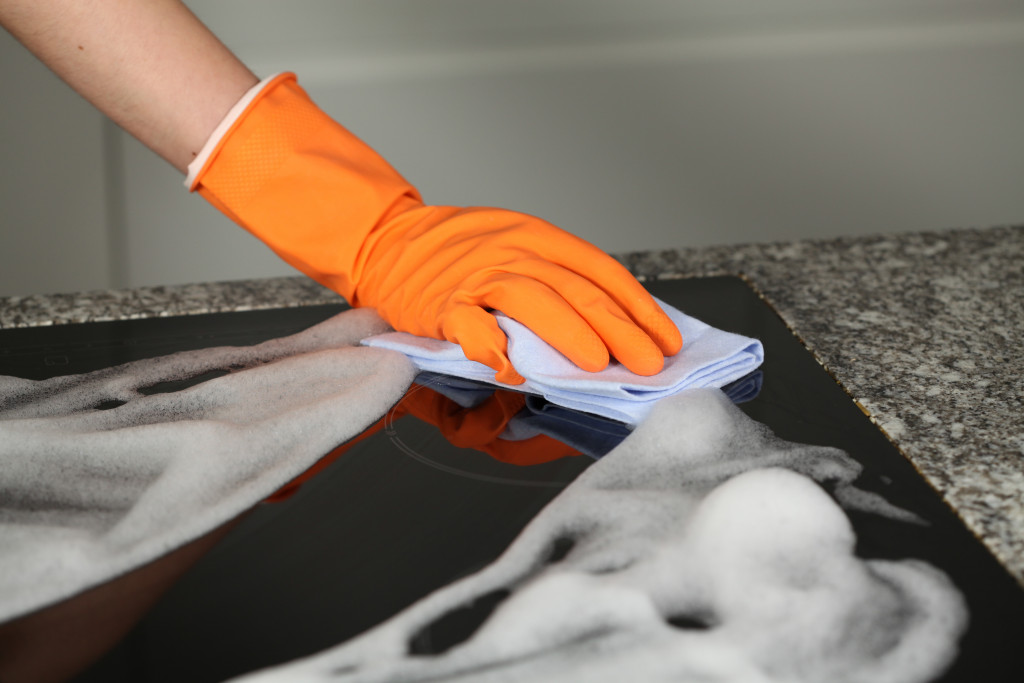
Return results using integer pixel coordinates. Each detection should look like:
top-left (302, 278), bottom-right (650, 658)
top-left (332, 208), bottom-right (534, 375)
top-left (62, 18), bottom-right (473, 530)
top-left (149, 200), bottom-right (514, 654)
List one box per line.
top-left (1, 1), bottom-right (682, 383)
top-left (188, 73), bottom-right (682, 383)
top-left (0, 0), bottom-right (256, 172)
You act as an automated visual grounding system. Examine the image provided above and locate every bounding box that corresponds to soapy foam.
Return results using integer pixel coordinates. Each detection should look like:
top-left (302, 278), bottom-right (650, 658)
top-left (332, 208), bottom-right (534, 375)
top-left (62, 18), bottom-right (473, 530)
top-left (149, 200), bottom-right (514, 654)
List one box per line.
top-left (0, 311), bottom-right (968, 681)
top-left (232, 390), bottom-right (967, 683)
top-left (0, 308), bottom-right (416, 622)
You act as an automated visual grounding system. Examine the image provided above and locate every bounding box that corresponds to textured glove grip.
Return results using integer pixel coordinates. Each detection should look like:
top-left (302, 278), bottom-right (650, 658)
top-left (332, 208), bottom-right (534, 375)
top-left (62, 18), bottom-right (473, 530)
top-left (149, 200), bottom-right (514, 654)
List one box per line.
top-left (188, 73), bottom-right (422, 302)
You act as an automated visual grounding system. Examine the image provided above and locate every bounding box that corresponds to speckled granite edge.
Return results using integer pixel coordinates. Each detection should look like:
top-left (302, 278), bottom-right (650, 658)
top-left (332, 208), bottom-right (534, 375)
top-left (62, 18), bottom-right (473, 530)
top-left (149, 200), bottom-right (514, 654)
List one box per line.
top-left (2, 224), bottom-right (1022, 587)
top-left (0, 277), bottom-right (343, 328)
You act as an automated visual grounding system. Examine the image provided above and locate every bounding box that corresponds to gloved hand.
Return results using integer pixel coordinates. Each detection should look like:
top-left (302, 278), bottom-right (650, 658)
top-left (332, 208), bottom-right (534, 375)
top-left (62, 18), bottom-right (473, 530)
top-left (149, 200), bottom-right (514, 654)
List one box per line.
top-left (189, 73), bottom-right (682, 384)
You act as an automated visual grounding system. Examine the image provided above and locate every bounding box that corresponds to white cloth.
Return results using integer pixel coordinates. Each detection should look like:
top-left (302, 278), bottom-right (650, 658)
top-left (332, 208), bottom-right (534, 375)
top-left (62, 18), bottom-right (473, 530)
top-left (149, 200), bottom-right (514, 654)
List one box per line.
top-left (364, 299), bottom-right (764, 425)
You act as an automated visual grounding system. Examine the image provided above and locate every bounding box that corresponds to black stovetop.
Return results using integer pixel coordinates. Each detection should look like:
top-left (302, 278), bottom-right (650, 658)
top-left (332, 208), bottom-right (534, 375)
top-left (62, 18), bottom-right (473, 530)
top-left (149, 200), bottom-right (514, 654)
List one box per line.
top-left (1, 276), bottom-right (1021, 682)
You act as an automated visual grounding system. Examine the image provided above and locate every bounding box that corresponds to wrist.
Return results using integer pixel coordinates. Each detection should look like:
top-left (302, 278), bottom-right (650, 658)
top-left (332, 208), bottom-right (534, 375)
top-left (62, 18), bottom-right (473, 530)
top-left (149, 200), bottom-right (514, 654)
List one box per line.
top-left (185, 72), bottom-right (293, 190)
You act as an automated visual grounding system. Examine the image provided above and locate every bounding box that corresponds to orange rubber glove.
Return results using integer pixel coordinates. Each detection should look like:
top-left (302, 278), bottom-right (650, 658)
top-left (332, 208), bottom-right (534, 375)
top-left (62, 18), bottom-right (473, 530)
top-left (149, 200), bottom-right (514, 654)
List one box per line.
top-left (189, 73), bottom-right (682, 384)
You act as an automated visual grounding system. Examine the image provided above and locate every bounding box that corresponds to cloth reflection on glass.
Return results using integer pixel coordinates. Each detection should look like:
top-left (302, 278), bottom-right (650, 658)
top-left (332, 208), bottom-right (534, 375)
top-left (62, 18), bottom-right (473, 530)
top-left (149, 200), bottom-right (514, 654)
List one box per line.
top-left (266, 371), bottom-right (763, 502)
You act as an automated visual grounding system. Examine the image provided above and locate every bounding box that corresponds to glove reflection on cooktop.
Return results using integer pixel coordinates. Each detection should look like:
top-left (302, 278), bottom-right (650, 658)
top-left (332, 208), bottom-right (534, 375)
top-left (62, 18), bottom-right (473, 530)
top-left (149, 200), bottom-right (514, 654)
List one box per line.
top-left (272, 367), bottom-right (761, 503)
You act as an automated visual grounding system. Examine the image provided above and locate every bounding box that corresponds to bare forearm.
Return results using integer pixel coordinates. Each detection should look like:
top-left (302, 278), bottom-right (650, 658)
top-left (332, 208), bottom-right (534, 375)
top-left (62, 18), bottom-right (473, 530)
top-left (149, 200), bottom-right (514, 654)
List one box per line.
top-left (0, 0), bottom-right (257, 172)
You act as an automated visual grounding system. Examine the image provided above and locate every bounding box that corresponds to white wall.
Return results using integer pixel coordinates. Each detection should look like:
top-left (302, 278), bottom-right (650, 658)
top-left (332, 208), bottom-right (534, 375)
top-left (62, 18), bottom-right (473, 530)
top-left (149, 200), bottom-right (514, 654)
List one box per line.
top-left (0, 30), bottom-right (112, 295)
top-left (3, 1), bottom-right (1024, 295)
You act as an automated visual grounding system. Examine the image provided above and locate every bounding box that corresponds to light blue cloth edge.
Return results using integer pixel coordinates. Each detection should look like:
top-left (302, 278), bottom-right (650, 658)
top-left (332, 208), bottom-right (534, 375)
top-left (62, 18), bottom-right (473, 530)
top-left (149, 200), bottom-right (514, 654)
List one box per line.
top-left (363, 299), bottom-right (764, 425)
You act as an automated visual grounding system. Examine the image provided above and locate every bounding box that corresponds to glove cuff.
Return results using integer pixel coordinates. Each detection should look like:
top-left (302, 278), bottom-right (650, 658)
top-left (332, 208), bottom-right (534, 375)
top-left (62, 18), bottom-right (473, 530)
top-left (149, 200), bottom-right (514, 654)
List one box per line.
top-left (185, 70), bottom-right (423, 302)
top-left (185, 73), bottom-right (292, 191)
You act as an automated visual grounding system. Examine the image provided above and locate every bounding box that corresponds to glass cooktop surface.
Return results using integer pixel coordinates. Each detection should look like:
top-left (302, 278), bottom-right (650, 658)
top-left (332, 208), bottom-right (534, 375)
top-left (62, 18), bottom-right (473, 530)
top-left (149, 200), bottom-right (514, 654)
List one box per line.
top-left (0, 276), bottom-right (1020, 682)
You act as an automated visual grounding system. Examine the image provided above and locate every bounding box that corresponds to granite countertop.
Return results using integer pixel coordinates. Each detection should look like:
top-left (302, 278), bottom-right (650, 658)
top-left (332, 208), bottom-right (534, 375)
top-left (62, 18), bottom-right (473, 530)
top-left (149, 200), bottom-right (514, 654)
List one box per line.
top-left (2, 224), bottom-right (1022, 586)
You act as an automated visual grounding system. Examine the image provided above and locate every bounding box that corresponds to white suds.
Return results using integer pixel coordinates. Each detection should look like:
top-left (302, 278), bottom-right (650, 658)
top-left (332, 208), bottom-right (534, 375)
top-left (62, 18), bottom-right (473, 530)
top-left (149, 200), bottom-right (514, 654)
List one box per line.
top-left (0, 308), bottom-right (416, 622)
top-left (233, 389), bottom-right (967, 683)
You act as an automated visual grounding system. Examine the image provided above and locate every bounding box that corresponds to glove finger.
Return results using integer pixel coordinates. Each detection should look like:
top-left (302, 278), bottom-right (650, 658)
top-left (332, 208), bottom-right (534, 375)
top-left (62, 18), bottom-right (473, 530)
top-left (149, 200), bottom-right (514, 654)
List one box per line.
top-left (526, 229), bottom-right (683, 356)
top-left (441, 304), bottom-right (525, 385)
top-left (456, 274), bottom-right (613, 374)
top-left (474, 265), bottom-right (670, 377)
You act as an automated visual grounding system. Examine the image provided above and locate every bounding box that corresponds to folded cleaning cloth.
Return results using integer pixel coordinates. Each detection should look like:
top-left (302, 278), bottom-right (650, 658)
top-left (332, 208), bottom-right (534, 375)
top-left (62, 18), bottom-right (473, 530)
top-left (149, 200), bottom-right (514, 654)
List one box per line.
top-left (363, 299), bottom-right (764, 425)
